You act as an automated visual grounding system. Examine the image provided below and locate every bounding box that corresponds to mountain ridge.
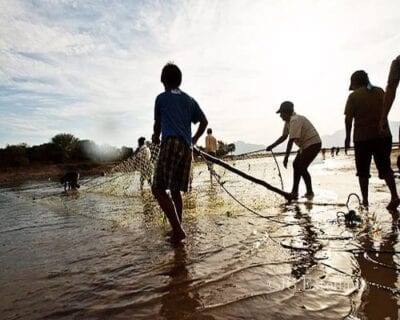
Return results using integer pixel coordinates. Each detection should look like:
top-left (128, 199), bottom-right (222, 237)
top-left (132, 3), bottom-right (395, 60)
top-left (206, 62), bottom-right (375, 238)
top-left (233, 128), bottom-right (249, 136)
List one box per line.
top-left (232, 121), bottom-right (400, 155)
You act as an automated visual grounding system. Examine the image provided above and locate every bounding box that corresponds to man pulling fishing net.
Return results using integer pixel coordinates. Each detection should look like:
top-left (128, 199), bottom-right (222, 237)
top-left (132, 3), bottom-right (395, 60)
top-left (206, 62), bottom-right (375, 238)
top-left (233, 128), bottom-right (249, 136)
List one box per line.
top-left (151, 63), bottom-right (208, 243)
top-left (266, 101), bottom-right (321, 201)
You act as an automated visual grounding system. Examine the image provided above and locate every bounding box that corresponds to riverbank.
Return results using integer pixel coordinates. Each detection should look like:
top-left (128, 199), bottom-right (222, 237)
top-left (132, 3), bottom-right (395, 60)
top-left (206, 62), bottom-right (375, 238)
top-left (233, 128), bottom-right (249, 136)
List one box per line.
top-left (0, 162), bottom-right (116, 184)
top-left (1, 147), bottom-right (399, 185)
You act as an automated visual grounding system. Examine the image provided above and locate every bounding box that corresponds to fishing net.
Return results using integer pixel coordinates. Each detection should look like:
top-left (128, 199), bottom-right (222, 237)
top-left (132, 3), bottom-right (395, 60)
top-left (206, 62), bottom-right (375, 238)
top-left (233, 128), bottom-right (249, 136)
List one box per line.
top-left (81, 142), bottom-right (289, 218)
top-left (83, 143), bottom-right (160, 194)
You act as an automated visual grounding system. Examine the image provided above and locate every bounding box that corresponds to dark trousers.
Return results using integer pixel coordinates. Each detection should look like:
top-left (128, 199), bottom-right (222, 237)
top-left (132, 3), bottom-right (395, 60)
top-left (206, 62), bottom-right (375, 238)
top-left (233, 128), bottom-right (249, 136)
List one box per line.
top-left (292, 143), bottom-right (321, 194)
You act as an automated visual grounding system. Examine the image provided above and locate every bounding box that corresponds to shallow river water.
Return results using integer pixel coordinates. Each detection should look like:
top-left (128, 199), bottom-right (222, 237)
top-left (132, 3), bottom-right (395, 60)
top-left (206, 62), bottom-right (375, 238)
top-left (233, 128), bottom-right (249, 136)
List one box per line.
top-left (1, 155), bottom-right (399, 319)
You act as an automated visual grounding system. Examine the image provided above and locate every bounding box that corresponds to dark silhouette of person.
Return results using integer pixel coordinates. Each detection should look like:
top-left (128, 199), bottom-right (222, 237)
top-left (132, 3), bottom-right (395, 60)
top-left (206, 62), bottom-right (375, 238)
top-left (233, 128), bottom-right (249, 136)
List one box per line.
top-left (344, 70), bottom-right (399, 210)
top-left (60, 171), bottom-right (80, 191)
top-left (151, 63), bottom-right (208, 242)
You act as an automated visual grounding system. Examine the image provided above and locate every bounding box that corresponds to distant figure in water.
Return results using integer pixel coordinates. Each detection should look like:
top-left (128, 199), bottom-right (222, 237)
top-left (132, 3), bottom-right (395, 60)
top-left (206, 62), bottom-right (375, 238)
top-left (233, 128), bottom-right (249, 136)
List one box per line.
top-left (205, 128), bottom-right (218, 157)
top-left (344, 70), bottom-right (399, 210)
top-left (60, 171), bottom-right (80, 191)
top-left (205, 128), bottom-right (218, 183)
top-left (335, 147), bottom-right (340, 156)
top-left (134, 137), bottom-right (152, 190)
top-left (330, 147), bottom-right (335, 157)
top-left (266, 101), bottom-right (321, 200)
top-left (321, 148), bottom-right (326, 160)
top-left (151, 63), bottom-right (208, 242)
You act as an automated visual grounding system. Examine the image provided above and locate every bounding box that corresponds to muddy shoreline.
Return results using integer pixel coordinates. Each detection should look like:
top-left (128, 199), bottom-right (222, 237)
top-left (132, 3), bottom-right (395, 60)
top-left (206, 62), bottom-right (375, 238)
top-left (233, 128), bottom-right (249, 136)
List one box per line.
top-left (0, 162), bottom-right (117, 184)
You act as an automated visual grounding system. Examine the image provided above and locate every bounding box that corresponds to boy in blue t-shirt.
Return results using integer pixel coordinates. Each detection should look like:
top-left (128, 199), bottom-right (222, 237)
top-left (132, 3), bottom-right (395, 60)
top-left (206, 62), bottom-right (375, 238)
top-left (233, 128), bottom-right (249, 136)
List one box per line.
top-left (152, 63), bottom-right (208, 242)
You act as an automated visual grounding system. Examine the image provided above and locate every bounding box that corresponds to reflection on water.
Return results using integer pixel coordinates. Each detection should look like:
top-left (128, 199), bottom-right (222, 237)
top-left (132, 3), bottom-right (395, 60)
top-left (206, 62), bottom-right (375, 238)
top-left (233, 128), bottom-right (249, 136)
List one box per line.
top-left (0, 156), bottom-right (399, 319)
top-left (160, 246), bottom-right (202, 320)
top-left (355, 221), bottom-right (400, 319)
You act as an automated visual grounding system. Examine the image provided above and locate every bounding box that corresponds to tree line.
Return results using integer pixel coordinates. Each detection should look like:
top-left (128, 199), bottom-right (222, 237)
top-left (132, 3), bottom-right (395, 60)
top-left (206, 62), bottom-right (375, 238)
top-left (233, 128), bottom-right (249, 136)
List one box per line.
top-left (0, 133), bottom-right (133, 168)
top-left (0, 133), bottom-right (236, 169)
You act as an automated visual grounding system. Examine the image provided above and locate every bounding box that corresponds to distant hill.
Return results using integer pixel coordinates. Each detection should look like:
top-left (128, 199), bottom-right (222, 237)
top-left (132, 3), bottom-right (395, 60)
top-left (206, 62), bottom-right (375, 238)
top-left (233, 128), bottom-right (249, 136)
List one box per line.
top-left (321, 121), bottom-right (400, 148)
top-left (232, 141), bottom-right (266, 155)
top-left (321, 130), bottom-right (345, 148)
top-left (232, 121), bottom-right (400, 155)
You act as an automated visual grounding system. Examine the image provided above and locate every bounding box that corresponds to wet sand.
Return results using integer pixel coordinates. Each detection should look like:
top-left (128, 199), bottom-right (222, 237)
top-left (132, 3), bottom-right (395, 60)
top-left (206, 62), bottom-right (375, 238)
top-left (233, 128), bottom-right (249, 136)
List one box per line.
top-left (1, 152), bottom-right (399, 319)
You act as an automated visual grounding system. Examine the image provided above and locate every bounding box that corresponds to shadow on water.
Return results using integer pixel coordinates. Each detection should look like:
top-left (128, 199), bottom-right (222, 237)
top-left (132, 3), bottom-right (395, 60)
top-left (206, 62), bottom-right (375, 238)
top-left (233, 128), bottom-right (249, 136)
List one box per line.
top-left (160, 245), bottom-right (204, 320)
top-left (355, 212), bottom-right (400, 319)
top-left (290, 204), bottom-right (319, 279)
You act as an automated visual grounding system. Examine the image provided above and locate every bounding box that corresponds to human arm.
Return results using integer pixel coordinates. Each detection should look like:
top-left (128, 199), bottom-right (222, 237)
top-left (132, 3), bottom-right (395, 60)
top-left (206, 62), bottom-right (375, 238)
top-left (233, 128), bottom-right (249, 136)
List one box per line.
top-left (152, 98), bottom-right (162, 145)
top-left (192, 114), bottom-right (208, 146)
top-left (344, 115), bottom-right (352, 153)
top-left (380, 81), bottom-right (398, 133)
top-left (266, 131), bottom-right (289, 151)
top-left (283, 138), bottom-right (295, 168)
top-left (382, 81), bottom-right (398, 118)
top-left (380, 58), bottom-right (400, 133)
top-left (152, 119), bottom-right (161, 145)
top-left (344, 94), bottom-right (354, 153)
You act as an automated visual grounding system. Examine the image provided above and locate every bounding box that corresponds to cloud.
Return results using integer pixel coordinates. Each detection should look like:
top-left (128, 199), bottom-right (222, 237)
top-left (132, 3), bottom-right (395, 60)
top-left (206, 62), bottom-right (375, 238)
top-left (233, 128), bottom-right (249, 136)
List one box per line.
top-left (0, 0), bottom-right (400, 148)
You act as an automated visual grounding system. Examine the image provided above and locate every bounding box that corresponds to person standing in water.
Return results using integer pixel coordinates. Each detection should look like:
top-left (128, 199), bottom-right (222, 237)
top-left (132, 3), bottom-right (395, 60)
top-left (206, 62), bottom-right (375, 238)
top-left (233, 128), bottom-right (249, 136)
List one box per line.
top-left (152, 63), bottom-right (208, 242)
top-left (205, 128), bottom-right (218, 156)
top-left (134, 137), bottom-right (152, 190)
top-left (204, 128), bottom-right (218, 183)
top-left (344, 70), bottom-right (399, 210)
top-left (266, 101), bottom-right (321, 200)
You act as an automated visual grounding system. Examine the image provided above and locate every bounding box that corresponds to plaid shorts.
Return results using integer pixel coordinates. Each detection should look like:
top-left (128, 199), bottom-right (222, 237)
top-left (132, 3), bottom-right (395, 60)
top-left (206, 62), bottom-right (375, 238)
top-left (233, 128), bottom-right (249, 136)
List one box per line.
top-left (152, 137), bottom-right (192, 192)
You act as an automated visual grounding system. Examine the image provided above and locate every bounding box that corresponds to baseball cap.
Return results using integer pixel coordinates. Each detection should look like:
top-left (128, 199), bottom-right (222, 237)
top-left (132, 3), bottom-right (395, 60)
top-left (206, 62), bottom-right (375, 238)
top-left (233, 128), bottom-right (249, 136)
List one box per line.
top-left (276, 101), bottom-right (294, 114)
top-left (349, 70), bottom-right (369, 90)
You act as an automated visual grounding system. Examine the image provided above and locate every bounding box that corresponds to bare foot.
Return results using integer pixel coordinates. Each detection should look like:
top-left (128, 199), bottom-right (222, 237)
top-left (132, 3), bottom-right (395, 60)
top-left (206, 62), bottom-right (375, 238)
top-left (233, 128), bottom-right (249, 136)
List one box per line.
top-left (285, 192), bottom-right (298, 202)
top-left (304, 192), bottom-right (314, 200)
top-left (165, 230), bottom-right (173, 237)
top-left (170, 230), bottom-right (186, 243)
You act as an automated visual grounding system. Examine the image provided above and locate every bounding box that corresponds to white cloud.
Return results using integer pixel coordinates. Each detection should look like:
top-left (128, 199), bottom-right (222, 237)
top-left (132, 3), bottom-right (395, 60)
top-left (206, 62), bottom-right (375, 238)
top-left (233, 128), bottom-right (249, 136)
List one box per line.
top-left (1, 0), bottom-right (400, 148)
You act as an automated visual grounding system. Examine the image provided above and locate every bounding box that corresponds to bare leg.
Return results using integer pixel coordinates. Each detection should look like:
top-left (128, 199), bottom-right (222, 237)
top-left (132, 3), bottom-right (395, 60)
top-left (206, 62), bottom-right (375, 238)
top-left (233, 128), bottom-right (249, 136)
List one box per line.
top-left (291, 156), bottom-right (301, 197)
top-left (152, 188), bottom-right (186, 240)
top-left (358, 177), bottom-right (369, 206)
top-left (171, 191), bottom-right (183, 223)
top-left (302, 170), bottom-right (313, 194)
top-left (383, 171), bottom-right (400, 210)
top-left (291, 168), bottom-right (301, 196)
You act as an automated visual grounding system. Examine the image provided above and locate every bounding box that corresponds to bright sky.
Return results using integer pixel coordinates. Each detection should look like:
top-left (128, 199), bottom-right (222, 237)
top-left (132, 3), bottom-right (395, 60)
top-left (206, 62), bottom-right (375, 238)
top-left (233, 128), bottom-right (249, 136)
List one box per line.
top-left (1, 0), bottom-right (400, 148)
